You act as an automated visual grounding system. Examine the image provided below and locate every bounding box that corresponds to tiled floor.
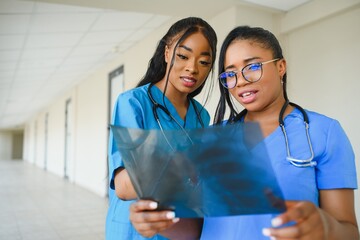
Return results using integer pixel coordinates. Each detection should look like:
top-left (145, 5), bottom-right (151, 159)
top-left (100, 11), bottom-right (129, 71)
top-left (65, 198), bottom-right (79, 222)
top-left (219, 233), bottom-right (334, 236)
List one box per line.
top-left (0, 159), bottom-right (108, 240)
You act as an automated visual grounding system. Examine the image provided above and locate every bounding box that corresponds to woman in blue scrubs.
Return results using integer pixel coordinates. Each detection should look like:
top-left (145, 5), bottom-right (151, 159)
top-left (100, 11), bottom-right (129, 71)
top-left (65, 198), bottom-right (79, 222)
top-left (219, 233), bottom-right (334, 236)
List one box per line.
top-left (202, 26), bottom-right (358, 239)
top-left (106, 17), bottom-right (217, 239)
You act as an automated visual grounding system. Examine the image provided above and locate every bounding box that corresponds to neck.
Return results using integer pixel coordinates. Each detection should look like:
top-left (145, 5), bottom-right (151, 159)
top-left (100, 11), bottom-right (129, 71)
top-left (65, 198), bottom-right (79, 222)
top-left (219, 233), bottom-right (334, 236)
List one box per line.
top-left (244, 99), bottom-right (293, 137)
top-left (154, 81), bottom-right (189, 120)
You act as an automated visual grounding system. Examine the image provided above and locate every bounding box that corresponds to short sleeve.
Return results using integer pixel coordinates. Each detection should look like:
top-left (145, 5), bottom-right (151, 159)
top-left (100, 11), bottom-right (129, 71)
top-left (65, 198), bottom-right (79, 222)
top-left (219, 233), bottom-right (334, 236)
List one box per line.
top-left (316, 120), bottom-right (357, 189)
top-left (108, 91), bottom-right (144, 190)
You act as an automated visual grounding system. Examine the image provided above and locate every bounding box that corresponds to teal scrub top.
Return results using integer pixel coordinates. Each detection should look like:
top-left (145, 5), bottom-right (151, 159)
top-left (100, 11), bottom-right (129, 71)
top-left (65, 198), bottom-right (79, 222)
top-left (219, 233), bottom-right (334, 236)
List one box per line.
top-left (106, 83), bottom-right (210, 240)
top-left (201, 108), bottom-right (357, 240)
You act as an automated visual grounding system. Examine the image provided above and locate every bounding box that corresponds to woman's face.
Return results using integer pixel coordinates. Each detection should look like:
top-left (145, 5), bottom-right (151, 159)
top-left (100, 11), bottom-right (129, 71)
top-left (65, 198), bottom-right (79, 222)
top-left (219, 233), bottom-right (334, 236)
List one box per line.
top-left (224, 39), bottom-right (286, 112)
top-left (163, 32), bottom-right (213, 97)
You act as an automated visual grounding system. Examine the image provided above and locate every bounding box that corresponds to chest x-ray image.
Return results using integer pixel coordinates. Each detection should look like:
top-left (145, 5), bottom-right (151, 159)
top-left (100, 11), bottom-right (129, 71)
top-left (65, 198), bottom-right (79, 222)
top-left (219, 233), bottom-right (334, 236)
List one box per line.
top-left (111, 122), bottom-right (286, 218)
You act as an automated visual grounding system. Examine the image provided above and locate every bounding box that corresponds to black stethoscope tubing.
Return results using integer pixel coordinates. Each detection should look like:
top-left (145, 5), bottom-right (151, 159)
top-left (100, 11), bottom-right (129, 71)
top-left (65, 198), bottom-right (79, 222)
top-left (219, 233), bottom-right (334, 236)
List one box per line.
top-left (147, 83), bottom-right (204, 129)
top-left (233, 100), bottom-right (315, 167)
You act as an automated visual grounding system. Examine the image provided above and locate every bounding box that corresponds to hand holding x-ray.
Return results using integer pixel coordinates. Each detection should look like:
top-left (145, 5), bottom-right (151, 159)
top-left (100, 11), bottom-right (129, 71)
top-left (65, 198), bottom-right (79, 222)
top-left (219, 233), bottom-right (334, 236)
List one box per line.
top-left (111, 122), bottom-right (286, 218)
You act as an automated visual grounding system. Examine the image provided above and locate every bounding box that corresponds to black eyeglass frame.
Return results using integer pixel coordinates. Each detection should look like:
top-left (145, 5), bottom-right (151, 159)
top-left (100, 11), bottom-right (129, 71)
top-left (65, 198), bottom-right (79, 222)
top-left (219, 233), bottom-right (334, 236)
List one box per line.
top-left (219, 58), bottom-right (280, 89)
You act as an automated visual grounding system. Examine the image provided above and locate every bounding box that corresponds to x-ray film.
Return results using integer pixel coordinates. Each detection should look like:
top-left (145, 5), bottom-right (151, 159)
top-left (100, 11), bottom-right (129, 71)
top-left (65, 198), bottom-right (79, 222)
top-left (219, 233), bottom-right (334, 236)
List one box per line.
top-left (111, 122), bottom-right (285, 218)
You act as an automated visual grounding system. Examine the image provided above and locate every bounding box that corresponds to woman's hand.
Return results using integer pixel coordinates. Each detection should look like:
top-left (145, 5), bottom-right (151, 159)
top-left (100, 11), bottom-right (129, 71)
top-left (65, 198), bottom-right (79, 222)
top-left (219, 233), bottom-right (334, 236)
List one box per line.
top-left (129, 199), bottom-right (179, 238)
top-left (262, 190), bottom-right (359, 240)
top-left (262, 201), bottom-right (327, 239)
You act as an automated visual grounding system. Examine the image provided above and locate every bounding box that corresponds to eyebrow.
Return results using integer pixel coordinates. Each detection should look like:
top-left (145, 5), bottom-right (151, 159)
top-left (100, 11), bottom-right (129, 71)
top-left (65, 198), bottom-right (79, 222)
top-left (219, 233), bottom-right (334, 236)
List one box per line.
top-left (224, 57), bottom-right (261, 70)
top-left (179, 44), bottom-right (211, 56)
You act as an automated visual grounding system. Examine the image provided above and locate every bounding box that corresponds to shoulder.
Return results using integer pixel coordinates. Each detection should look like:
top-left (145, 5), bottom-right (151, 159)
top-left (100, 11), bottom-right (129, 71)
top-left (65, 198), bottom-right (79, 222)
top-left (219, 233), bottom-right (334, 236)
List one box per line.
top-left (305, 109), bottom-right (334, 121)
top-left (111, 84), bottom-right (151, 127)
top-left (118, 84), bottom-right (149, 103)
top-left (115, 84), bottom-right (152, 112)
top-left (305, 109), bottom-right (342, 130)
top-left (290, 107), bottom-right (339, 128)
top-left (303, 109), bottom-right (351, 148)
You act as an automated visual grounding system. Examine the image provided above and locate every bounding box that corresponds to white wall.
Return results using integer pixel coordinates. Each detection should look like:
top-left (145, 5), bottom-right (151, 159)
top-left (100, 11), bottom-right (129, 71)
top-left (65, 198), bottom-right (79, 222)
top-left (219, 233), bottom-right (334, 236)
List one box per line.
top-left (74, 70), bottom-right (108, 196)
top-left (34, 112), bottom-right (45, 169)
top-left (283, 5), bottom-right (360, 220)
top-left (24, 121), bottom-right (34, 163)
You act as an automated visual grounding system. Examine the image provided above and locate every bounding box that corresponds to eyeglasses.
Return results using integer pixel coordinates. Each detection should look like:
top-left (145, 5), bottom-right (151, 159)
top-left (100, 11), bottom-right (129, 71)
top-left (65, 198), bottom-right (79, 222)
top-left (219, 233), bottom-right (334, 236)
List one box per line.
top-left (219, 58), bottom-right (280, 89)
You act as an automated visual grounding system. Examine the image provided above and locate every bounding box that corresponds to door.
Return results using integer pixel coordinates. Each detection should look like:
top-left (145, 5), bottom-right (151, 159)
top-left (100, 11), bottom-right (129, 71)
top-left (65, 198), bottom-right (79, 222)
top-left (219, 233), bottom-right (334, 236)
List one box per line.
top-left (107, 66), bottom-right (124, 191)
top-left (44, 113), bottom-right (48, 170)
top-left (64, 99), bottom-right (73, 179)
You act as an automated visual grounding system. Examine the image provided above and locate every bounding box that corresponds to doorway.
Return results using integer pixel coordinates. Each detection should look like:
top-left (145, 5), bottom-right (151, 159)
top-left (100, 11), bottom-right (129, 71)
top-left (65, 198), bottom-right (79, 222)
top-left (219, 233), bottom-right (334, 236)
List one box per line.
top-left (107, 65), bottom-right (124, 191)
top-left (44, 113), bottom-right (48, 170)
top-left (64, 99), bottom-right (73, 180)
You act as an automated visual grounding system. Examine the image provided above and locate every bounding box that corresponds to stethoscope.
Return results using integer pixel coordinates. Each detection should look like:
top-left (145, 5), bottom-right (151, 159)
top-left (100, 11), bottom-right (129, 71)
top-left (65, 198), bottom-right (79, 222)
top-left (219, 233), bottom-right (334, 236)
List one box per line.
top-left (146, 83), bottom-right (205, 192)
top-left (147, 83), bottom-right (204, 148)
top-left (233, 100), bottom-right (316, 168)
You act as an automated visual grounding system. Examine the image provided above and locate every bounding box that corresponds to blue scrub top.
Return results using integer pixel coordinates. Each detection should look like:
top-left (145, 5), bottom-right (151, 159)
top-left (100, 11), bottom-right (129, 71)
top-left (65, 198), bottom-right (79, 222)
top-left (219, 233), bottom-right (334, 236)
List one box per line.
top-left (106, 83), bottom-right (210, 240)
top-left (201, 108), bottom-right (357, 240)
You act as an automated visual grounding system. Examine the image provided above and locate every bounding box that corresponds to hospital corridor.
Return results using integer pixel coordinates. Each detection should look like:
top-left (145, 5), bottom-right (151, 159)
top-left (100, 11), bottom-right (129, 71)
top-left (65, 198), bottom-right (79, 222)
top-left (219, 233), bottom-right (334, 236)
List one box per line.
top-left (0, 159), bottom-right (108, 240)
top-left (0, 0), bottom-right (360, 239)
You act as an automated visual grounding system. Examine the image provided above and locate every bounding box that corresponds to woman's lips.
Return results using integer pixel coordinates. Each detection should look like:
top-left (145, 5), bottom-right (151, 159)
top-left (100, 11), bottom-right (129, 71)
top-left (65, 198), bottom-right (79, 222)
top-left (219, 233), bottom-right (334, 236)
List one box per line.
top-left (182, 76), bottom-right (196, 87)
top-left (238, 90), bottom-right (258, 104)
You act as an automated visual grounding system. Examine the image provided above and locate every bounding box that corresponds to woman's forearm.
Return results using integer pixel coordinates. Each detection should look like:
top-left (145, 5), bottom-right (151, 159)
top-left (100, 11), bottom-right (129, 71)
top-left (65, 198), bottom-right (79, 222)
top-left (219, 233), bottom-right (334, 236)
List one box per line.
top-left (321, 209), bottom-right (359, 240)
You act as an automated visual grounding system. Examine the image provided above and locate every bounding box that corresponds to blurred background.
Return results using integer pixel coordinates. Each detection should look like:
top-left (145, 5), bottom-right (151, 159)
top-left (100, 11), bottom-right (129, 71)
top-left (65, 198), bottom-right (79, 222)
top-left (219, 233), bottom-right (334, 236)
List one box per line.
top-left (0, 0), bottom-right (359, 238)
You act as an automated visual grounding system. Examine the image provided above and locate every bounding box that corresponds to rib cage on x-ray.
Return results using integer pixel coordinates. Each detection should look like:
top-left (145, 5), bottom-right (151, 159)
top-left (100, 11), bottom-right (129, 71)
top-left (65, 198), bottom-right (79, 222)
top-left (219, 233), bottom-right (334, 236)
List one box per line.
top-left (111, 122), bottom-right (286, 218)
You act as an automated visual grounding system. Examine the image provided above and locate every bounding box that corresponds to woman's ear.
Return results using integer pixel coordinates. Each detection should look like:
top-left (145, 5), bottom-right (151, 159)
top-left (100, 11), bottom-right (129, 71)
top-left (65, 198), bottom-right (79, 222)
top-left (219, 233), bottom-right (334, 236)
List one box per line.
top-left (278, 58), bottom-right (287, 79)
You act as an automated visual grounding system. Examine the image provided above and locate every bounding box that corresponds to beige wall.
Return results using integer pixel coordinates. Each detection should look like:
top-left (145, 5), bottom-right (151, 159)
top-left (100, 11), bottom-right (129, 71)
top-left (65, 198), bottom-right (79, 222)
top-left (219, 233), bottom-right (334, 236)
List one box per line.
top-left (23, 1), bottom-right (360, 220)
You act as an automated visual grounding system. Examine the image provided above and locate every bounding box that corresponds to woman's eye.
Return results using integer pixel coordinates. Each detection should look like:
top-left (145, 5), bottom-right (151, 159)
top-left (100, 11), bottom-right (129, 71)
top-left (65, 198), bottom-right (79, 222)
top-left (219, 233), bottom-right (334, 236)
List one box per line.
top-left (248, 63), bottom-right (261, 71)
top-left (200, 60), bottom-right (211, 66)
top-left (227, 71), bottom-right (236, 77)
top-left (177, 54), bottom-right (187, 60)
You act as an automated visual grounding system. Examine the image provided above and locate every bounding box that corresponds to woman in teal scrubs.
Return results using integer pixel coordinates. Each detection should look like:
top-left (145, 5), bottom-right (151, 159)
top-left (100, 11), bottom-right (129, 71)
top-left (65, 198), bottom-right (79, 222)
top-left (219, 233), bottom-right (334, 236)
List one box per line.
top-left (106, 17), bottom-right (217, 240)
top-left (202, 26), bottom-right (358, 239)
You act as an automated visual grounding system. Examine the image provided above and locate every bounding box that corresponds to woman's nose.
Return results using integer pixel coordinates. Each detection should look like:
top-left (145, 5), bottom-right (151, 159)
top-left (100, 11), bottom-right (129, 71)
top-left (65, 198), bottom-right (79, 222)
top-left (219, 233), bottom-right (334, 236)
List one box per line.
top-left (186, 60), bottom-right (198, 73)
top-left (235, 71), bottom-right (248, 87)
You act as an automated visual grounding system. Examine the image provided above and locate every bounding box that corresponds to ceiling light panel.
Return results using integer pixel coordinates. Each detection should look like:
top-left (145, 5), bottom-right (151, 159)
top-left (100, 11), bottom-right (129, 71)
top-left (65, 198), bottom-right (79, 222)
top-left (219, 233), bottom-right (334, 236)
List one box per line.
top-left (91, 11), bottom-right (153, 31)
top-left (0, 50), bottom-right (21, 61)
top-left (0, 15), bottom-right (32, 34)
top-left (29, 13), bottom-right (99, 33)
top-left (0, 35), bottom-right (26, 50)
top-left (35, 2), bottom-right (100, 13)
top-left (21, 48), bottom-right (72, 60)
top-left (25, 33), bottom-right (83, 48)
top-left (242, 0), bottom-right (311, 11)
top-left (80, 30), bottom-right (133, 45)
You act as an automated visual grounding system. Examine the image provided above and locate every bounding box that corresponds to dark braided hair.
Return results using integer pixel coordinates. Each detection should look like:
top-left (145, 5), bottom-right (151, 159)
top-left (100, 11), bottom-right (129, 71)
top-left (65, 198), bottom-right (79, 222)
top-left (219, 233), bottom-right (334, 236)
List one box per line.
top-left (136, 17), bottom-right (217, 98)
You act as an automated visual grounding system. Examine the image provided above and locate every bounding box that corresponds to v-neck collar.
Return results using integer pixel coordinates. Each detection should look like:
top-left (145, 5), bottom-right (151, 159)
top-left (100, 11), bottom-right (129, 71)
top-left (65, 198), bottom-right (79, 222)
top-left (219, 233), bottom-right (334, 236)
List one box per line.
top-left (150, 84), bottom-right (192, 128)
